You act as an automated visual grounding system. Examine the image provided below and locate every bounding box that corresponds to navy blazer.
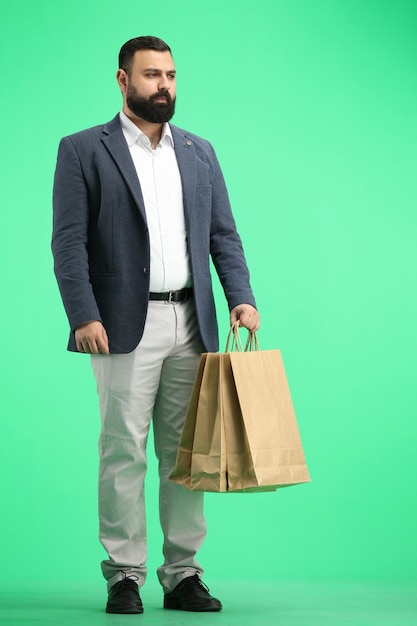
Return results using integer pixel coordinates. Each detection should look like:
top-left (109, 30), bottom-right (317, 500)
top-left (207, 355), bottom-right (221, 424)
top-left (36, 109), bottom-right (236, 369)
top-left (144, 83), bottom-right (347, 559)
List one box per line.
top-left (52, 115), bottom-right (256, 353)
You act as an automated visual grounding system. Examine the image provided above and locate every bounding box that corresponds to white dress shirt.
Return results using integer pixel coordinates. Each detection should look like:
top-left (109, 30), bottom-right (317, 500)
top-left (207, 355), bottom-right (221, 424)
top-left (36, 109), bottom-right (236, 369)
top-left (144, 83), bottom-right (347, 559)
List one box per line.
top-left (119, 110), bottom-right (191, 292)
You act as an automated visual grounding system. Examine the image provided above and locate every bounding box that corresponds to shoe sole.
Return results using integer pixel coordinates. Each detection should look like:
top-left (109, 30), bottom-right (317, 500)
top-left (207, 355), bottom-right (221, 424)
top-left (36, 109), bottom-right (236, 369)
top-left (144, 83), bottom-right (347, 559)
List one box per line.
top-left (164, 599), bottom-right (222, 611)
top-left (106, 605), bottom-right (144, 614)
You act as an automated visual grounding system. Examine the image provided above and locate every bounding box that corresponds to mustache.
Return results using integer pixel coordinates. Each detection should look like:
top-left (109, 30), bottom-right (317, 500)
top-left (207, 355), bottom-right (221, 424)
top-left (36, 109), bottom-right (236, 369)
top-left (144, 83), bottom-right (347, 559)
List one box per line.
top-left (150, 90), bottom-right (173, 104)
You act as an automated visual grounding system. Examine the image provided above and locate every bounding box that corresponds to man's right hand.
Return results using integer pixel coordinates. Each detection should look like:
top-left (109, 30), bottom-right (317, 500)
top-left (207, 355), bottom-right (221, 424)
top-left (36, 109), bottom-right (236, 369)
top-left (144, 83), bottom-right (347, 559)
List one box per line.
top-left (75, 321), bottom-right (110, 354)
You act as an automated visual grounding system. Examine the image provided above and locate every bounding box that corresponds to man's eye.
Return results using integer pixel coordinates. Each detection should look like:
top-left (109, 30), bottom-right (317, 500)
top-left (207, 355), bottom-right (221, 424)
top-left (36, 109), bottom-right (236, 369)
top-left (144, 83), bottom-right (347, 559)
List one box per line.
top-left (146, 73), bottom-right (156, 78)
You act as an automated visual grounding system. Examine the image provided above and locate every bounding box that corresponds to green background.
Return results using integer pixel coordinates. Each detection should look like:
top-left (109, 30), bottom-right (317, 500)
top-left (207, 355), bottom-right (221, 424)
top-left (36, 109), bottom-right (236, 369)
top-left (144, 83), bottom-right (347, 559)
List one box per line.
top-left (1, 0), bottom-right (416, 586)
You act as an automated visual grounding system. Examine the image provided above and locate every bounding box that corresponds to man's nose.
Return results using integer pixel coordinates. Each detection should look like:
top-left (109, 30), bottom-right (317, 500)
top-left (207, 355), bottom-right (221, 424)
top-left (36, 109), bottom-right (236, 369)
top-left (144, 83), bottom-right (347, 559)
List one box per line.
top-left (158, 75), bottom-right (170, 90)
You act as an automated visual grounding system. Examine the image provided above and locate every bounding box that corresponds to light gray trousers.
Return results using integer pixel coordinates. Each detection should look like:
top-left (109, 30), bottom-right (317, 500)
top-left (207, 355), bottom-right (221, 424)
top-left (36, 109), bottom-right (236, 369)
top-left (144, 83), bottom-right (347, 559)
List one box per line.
top-left (91, 298), bottom-right (206, 592)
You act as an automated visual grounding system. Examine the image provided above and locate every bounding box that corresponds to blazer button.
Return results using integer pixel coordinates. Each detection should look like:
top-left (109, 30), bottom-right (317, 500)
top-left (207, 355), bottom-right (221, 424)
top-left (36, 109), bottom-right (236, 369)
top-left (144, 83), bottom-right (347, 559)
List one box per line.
top-left (143, 267), bottom-right (149, 274)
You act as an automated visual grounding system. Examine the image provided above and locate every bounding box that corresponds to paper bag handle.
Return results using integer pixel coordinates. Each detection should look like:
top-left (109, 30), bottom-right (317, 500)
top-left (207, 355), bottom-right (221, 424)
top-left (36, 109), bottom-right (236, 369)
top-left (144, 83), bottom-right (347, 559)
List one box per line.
top-left (225, 321), bottom-right (243, 352)
top-left (244, 331), bottom-right (260, 352)
top-left (225, 322), bottom-right (260, 352)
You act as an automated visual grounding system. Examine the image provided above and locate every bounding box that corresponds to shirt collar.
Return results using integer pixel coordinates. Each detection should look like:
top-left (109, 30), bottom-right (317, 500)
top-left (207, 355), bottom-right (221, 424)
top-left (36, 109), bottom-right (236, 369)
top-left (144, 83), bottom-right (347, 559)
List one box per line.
top-left (119, 110), bottom-right (174, 148)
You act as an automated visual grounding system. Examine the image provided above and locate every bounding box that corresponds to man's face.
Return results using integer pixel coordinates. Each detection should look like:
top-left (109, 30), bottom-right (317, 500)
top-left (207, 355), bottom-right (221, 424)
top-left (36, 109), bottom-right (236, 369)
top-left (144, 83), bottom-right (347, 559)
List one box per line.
top-left (119, 49), bottom-right (176, 123)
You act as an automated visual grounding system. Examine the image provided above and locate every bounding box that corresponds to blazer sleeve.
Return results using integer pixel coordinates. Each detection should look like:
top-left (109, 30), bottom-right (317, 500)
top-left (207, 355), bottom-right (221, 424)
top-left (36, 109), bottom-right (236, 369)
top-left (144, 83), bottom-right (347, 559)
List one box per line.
top-left (207, 144), bottom-right (257, 311)
top-left (52, 136), bottom-right (102, 331)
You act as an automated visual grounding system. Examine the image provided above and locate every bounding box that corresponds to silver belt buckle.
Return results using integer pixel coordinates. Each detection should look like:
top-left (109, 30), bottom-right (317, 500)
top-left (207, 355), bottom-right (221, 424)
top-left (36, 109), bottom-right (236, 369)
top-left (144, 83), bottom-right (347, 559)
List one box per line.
top-left (167, 290), bottom-right (174, 303)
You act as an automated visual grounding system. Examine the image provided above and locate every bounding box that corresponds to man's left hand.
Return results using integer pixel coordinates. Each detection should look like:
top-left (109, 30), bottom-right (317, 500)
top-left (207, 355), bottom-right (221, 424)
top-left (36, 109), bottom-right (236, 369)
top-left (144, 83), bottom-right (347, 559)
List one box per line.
top-left (230, 304), bottom-right (260, 332)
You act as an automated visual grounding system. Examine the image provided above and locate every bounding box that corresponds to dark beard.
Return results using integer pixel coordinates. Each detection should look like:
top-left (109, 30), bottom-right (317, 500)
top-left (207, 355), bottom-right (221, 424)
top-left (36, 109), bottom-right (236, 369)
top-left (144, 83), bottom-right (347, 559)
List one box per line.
top-left (126, 85), bottom-right (175, 123)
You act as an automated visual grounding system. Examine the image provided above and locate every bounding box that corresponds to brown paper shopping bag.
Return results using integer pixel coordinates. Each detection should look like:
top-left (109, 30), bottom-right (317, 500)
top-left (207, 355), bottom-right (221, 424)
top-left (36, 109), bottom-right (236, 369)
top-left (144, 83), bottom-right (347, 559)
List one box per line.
top-left (226, 331), bottom-right (311, 490)
top-left (169, 352), bottom-right (228, 491)
top-left (169, 328), bottom-right (247, 492)
top-left (188, 353), bottom-right (227, 491)
top-left (169, 324), bottom-right (310, 492)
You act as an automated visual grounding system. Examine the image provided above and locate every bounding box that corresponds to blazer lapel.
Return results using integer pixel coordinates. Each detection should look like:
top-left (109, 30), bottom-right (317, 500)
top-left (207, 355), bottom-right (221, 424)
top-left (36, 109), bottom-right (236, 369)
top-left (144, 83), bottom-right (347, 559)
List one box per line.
top-left (101, 116), bottom-right (147, 222)
top-left (171, 126), bottom-right (197, 230)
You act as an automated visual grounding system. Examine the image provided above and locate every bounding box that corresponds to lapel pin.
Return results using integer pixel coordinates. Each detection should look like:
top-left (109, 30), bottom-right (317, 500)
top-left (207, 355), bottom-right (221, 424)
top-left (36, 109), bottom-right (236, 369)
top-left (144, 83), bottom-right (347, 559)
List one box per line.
top-left (186, 140), bottom-right (193, 146)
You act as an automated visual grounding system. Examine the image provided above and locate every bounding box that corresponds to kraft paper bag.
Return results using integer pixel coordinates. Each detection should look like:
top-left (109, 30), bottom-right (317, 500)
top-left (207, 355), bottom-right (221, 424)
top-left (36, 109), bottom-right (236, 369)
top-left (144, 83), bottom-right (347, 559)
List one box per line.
top-left (228, 351), bottom-right (310, 490)
top-left (167, 354), bottom-right (209, 490)
top-left (213, 350), bottom-right (273, 492)
top-left (169, 353), bottom-right (227, 491)
top-left (169, 324), bottom-right (310, 492)
top-left (189, 353), bottom-right (227, 491)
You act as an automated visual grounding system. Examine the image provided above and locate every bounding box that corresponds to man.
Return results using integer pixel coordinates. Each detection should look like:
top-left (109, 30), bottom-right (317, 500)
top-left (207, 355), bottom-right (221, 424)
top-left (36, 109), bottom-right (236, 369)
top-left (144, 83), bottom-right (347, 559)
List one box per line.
top-left (52, 36), bottom-right (260, 614)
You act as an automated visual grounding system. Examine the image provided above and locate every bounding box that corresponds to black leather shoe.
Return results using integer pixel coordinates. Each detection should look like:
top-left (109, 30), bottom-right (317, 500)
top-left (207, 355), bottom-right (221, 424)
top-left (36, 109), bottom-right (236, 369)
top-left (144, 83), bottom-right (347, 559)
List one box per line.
top-left (106, 577), bottom-right (144, 614)
top-left (164, 574), bottom-right (222, 611)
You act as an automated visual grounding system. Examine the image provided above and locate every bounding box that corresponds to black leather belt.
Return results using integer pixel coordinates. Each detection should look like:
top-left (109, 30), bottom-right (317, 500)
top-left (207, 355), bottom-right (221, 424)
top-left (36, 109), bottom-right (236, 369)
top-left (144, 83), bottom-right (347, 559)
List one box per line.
top-left (149, 288), bottom-right (193, 303)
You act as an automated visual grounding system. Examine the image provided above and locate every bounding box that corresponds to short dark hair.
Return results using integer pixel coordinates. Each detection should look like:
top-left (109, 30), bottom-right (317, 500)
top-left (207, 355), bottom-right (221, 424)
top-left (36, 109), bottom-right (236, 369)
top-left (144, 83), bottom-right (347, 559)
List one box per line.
top-left (119, 36), bottom-right (172, 74)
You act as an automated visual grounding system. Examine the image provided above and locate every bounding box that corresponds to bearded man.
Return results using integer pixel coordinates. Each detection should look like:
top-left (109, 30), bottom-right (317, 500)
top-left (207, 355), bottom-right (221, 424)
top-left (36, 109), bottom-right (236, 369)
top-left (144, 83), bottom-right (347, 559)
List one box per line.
top-left (52, 35), bottom-right (259, 615)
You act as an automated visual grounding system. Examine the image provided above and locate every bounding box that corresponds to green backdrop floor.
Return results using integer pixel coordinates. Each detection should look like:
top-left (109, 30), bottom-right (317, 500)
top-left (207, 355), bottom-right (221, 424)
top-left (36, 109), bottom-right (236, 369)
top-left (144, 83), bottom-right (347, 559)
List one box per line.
top-left (0, 580), bottom-right (416, 625)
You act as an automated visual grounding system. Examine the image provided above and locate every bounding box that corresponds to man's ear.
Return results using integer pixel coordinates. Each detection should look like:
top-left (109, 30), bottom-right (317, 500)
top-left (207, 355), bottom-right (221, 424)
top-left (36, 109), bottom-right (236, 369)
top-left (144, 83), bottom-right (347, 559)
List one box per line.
top-left (116, 69), bottom-right (128, 92)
